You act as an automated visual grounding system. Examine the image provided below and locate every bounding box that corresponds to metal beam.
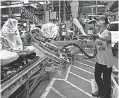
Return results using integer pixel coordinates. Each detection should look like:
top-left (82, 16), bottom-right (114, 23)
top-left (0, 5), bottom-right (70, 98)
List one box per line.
top-left (32, 42), bottom-right (68, 64)
top-left (0, 3), bottom-right (24, 8)
top-left (0, 3), bottom-right (35, 9)
top-left (82, 5), bottom-right (105, 8)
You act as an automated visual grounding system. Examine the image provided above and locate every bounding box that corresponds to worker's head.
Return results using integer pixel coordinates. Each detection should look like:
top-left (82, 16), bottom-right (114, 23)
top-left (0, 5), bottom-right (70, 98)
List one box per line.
top-left (96, 15), bottom-right (109, 27)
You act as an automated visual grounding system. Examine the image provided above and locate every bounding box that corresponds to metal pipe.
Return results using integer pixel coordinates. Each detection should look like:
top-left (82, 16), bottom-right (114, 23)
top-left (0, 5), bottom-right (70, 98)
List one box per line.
top-left (95, 0), bottom-right (98, 34)
top-left (91, 8), bottom-right (94, 15)
top-left (44, 0), bottom-right (46, 23)
top-left (0, 0), bottom-right (2, 52)
top-left (59, 0), bottom-right (60, 23)
top-left (52, 0), bottom-right (53, 22)
top-left (96, 0), bottom-right (97, 16)
top-left (0, 1), bottom-right (1, 29)
top-left (52, 0), bottom-right (53, 12)
top-left (63, 0), bottom-right (66, 22)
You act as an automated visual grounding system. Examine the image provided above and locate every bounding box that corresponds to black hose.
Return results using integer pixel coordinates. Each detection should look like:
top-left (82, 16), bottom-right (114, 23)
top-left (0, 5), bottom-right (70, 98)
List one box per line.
top-left (61, 43), bottom-right (97, 58)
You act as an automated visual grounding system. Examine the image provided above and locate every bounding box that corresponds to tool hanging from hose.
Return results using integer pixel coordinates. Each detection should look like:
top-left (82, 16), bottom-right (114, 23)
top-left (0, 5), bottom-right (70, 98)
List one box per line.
top-left (60, 2), bottom-right (97, 59)
top-left (61, 35), bottom-right (97, 59)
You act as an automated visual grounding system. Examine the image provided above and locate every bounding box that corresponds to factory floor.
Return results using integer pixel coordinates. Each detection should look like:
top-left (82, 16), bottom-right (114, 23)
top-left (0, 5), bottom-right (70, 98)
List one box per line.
top-left (31, 56), bottom-right (118, 98)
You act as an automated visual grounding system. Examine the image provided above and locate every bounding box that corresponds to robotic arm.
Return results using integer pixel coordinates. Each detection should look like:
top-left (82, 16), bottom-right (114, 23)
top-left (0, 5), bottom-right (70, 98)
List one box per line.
top-left (70, 1), bottom-right (87, 36)
top-left (72, 18), bottom-right (87, 35)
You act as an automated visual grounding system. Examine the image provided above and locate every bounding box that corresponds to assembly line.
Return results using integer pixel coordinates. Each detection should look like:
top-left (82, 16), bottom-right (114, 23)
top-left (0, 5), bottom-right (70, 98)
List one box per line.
top-left (0, 1), bottom-right (118, 98)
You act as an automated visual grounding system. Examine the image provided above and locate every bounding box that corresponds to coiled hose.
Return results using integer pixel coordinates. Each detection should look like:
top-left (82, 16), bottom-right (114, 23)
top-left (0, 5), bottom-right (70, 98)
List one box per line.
top-left (61, 42), bottom-right (97, 59)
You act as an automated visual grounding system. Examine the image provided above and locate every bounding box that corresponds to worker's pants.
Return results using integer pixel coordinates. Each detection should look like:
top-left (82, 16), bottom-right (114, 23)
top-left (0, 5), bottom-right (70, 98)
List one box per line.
top-left (94, 62), bottom-right (112, 98)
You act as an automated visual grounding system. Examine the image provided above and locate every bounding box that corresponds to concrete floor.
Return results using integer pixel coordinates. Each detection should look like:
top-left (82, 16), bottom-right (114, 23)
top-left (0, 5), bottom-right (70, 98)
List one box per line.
top-left (31, 56), bottom-right (118, 98)
top-left (39, 58), bottom-right (96, 98)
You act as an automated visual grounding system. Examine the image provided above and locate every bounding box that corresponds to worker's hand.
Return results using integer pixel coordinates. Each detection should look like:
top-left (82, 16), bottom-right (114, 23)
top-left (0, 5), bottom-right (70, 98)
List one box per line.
top-left (89, 34), bottom-right (99, 40)
top-left (83, 19), bottom-right (90, 24)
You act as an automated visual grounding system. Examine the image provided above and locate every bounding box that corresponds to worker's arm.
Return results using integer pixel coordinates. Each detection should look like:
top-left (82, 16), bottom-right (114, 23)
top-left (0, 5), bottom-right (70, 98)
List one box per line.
top-left (90, 30), bottom-right (111, 42)
top-left (96, 30), bottom-right (111, 42)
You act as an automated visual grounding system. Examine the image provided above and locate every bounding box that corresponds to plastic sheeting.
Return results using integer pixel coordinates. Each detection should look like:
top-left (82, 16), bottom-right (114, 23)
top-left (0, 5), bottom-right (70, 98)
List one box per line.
top-left (0, 50), bottom-right (19, 66)
top-left (24, 46), bottom-right (35, 52)
top-left (41, 23), bottom-right (59, 39)
top-left (1, 18), bottom-right (23, 51)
